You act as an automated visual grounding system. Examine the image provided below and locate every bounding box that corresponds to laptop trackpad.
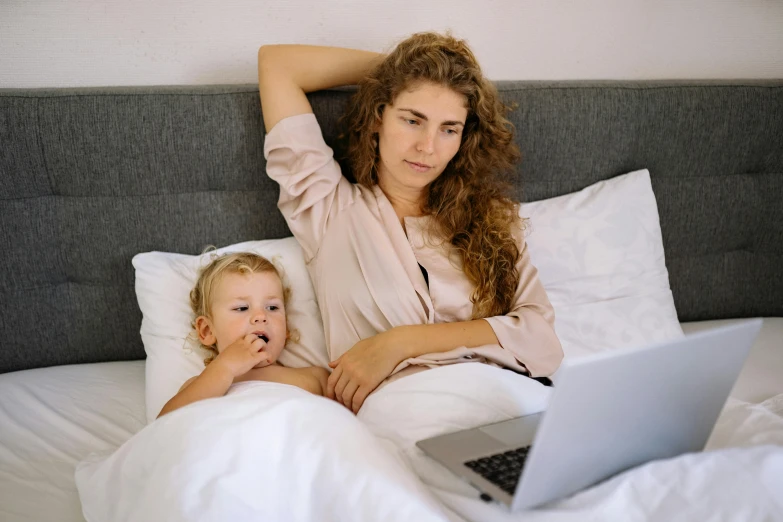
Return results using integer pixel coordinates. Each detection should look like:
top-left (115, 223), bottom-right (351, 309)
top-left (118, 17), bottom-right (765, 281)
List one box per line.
top-left (479, 412), bottom-right (543, 447)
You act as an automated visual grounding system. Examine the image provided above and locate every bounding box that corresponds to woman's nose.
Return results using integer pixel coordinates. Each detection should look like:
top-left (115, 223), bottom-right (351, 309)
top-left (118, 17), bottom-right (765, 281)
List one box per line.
top-left (417, 132), bottom-right (435, 154)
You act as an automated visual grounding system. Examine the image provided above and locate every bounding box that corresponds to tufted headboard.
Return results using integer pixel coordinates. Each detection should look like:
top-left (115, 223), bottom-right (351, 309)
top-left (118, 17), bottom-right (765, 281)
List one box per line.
top-left (1, 81), bottom-right (781, 373)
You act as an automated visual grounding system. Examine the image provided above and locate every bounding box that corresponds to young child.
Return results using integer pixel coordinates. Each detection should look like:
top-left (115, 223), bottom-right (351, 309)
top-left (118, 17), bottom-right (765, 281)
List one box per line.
top-left (157, 252), bottom-right (329, 418)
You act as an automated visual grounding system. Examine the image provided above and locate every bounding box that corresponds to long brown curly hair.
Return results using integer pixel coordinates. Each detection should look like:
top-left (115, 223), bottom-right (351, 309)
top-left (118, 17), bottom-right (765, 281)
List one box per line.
top-left (339, 31), bottom-right (524, 319)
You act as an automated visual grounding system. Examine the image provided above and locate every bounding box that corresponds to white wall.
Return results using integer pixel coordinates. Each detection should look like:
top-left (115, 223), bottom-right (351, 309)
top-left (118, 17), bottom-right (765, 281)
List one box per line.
top-left (1, 0), bottom-right (782, 88)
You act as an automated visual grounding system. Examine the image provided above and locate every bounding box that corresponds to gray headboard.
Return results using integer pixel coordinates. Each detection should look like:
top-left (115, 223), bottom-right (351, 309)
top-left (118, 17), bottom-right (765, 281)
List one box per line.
top-left (1, 81), bottom-right (781, 373)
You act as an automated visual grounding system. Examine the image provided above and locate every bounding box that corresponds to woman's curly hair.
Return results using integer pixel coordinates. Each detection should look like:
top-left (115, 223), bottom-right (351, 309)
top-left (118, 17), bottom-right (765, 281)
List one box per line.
top-left (339, 31), bottom-right (524, 319)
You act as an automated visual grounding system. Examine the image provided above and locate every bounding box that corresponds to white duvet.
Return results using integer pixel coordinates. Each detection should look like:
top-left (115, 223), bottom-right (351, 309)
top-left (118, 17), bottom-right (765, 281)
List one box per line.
top-left (76, 364), bottom-right (783, 522)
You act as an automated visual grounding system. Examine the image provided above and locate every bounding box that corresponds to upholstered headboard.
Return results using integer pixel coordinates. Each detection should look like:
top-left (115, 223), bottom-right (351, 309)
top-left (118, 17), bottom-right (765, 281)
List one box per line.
top-left (1, 81), bottom-right (781, 373)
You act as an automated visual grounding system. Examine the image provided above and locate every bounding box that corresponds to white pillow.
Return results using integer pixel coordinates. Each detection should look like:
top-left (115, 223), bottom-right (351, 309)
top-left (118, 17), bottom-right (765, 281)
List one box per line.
top-left (521, 169), bottom-right (683, 367)
top-left (133, 237), bottom-right (329, 423)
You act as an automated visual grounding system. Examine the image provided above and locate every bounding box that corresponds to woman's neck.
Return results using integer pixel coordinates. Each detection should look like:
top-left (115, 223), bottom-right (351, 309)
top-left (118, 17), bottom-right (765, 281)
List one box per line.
top-left (378, 179), bottom-right (426, 225)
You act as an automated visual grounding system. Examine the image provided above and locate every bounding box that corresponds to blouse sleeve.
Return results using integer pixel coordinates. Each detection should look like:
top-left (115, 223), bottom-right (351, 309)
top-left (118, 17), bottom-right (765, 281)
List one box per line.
top-left (263, 113), bottom-right (356, 262)
top-left (482, 239), bottom-right (564, 377)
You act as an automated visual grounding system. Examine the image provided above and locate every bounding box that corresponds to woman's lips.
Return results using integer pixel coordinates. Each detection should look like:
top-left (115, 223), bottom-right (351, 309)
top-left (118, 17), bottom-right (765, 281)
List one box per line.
top-left (405, 160), bottom-right (432, 173)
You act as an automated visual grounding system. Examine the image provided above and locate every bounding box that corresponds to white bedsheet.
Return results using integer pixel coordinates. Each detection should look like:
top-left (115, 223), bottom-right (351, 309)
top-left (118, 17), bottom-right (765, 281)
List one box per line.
top-left (0, 361), bottom-right (146, 522)
top-left (74, 363), bottom-right (783, 522)
top-left (1, 318), bottom-right (781, 522)
top-left (359, 364), bottom-right (783, 522)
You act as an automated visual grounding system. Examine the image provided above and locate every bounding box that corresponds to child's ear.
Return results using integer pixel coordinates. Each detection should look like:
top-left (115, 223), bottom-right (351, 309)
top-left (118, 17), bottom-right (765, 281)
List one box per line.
top-left (195, 316), bottom-right (217, 346)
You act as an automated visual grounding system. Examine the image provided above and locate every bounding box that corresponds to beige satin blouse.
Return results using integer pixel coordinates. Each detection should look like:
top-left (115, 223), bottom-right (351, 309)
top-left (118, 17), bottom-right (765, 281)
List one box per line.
top-left (264, 113), bottom-right (563, 379)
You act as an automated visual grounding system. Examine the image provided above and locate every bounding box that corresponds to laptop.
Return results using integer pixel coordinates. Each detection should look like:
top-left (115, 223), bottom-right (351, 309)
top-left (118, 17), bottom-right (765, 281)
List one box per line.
top-left (416, 318), bottom-right (762, 511)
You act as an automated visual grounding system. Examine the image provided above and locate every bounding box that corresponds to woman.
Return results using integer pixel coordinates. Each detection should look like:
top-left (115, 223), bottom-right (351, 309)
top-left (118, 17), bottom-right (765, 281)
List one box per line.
top-left (258, 32), bottom-right (563, 415)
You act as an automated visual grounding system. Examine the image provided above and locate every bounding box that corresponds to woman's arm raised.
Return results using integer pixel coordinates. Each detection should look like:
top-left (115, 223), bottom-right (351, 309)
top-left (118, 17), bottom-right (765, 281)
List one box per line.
top-left (257, 44), bottom-right (383, 132)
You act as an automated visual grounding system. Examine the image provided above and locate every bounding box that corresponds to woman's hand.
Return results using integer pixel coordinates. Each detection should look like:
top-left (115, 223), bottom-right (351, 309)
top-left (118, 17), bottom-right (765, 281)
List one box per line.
top-left (326, 327), bottom-right (412, 414)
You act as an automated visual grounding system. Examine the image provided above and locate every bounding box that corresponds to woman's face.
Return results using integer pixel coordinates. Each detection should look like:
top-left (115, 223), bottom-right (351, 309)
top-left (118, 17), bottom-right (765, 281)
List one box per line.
top-left (376, 82), bottom-right (468, 197)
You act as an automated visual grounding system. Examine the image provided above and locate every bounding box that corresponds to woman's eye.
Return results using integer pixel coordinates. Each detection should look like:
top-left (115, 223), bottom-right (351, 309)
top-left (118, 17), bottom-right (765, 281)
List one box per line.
top-left (405, 118), bottom-right (418, 125)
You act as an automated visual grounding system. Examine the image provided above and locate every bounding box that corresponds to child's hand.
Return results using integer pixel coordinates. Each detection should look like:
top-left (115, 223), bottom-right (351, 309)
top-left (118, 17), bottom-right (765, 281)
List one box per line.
top-left (212, 334), bottom-right (270, 378)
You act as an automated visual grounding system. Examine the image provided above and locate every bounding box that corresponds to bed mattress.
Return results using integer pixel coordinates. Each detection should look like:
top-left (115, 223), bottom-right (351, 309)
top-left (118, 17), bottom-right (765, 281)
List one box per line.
top-left (1, 319), bottom-right (780, 522)
top-left (0, 361), bottom-right (145, 522)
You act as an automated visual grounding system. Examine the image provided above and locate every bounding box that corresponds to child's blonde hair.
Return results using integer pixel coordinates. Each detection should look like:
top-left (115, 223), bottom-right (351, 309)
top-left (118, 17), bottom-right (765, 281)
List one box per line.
top-left (189, 251), bottom-right (294, 366)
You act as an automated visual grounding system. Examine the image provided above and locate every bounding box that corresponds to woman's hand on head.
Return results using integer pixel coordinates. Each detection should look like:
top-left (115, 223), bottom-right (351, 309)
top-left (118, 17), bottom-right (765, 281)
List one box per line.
top-left (213, 334), bottom-right (270, 379)
top-left (326, 328), bottom-right (410, 414)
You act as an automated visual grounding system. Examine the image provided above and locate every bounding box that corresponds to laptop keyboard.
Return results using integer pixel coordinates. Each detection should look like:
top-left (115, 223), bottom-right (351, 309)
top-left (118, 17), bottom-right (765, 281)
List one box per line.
top-left (464, 446), bottom-right (531, 495)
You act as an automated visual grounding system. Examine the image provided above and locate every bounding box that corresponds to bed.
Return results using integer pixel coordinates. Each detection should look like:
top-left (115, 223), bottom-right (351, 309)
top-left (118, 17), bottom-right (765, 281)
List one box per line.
top-left (1, 82), bottom-right (781, 521)
top-left (1, 321), bottom-right (782, 522)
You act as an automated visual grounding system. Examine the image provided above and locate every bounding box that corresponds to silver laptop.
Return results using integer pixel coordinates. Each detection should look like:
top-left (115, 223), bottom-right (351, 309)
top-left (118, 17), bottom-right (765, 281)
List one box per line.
top-left (416, 318), bottom-right (762, 511)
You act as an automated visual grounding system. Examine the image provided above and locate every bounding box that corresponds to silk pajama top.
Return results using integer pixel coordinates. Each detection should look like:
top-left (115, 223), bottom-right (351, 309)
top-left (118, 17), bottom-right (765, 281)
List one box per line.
top-left (263, 113), bottom-right (563, 382)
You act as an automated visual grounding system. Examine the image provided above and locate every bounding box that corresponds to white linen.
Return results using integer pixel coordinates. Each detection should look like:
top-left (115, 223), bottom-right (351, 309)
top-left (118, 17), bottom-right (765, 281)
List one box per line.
top-left (3, 318), bottom-right (781, 522)
top-left (0, 361), bottom-right (146, 522)
top-left (360, 364), bottom-right (783, 521)
top-left (74, 363), bottom-right (783, 522)
top-left (75, 382), bottom-right (452, 522)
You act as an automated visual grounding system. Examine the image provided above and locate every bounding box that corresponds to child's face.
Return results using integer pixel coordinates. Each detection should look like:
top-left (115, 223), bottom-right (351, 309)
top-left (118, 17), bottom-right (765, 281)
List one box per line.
top-left (197, 271), bottom-right (288, 367)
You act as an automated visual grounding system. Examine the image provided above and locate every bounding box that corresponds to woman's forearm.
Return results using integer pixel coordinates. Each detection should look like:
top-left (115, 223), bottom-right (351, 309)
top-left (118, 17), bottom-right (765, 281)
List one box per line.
top-left (398, 320), bottom-right (499, 361)
top-left (257, 44), bottom-right (383, 131)
top-left (258, 44), bottom-right (383, 93)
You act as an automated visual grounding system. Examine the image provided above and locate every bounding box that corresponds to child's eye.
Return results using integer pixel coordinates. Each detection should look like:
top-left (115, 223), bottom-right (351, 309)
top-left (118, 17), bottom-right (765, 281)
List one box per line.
top-left (266, 305), bottom-right (279, 311)
top-left (234, 306), bottom-right (248, 312)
